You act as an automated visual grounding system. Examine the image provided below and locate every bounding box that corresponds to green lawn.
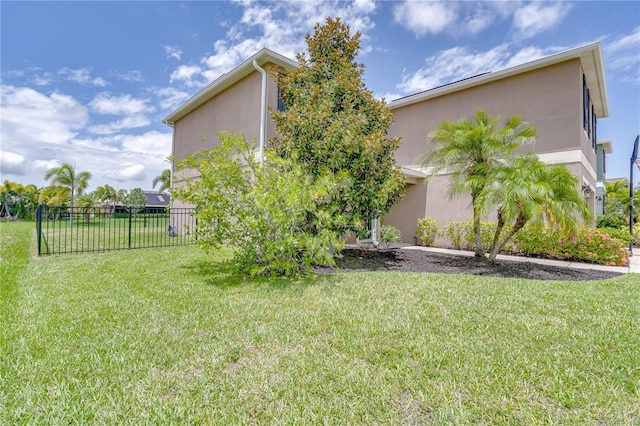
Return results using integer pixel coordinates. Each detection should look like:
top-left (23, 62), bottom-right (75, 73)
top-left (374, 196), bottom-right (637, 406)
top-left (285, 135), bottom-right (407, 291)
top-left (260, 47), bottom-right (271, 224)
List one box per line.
top-left (1, 221), bottom-right (639, 424)
top-left (37, 213), bottom-right (193, 254)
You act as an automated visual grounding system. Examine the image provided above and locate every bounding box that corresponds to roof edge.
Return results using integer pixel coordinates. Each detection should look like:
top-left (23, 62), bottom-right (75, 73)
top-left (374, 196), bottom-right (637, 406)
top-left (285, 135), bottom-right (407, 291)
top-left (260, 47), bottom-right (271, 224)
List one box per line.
top-left (387, 42), bottom-right (609, 118)
top-left (162, 48), bottom-right (297, 125)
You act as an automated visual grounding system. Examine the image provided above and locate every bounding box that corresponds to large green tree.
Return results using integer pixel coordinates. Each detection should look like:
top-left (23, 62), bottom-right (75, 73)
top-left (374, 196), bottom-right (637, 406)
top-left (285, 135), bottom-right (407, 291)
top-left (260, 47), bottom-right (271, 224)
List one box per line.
top-left (271, 17), bottom-right (405, 238)
top-left (43, 163), bottom-right (92, 228)
top-left (479, 154), bottom-right (591, 260)
top-left (422, 109), bottom-right (537, 256)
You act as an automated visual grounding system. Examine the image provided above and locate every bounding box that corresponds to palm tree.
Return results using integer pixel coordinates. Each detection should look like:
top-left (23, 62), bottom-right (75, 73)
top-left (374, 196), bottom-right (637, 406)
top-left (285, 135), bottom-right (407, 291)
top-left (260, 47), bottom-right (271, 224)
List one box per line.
top-left (44, 163), bottom-right (92, 229)
top-left (76, 193), bottom-right (97, 224)
top-left (422, 109), bottom-right (537, 256)
top-left (479, 154), bottom-right (591, 261)
top-left (94, 184), bottom-right (117, 215)
top-left (152, 169), bottom-right (171, 192)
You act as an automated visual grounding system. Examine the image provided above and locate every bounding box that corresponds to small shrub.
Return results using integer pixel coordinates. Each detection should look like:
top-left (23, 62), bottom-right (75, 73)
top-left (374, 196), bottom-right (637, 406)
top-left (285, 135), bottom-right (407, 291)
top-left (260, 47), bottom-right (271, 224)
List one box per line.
top-left (598, 227), bottom-right (632, 246)
top-left (633, 222), bottom-right (640, 246)
top-left (512, 225), bottom-right (560, 257)
top-left (378, 225), bottom-right (402, 249)
top-left (463, 221), bottom-right (497, 252)
top-left (562, 227), bottom-right (629, 266)
top-left (596, 213), bottom-right (627, 229)
top-left (416, 217), bottom-right (439, 246)
top-left (509, 224), bottom-right (629, 266)
top-left (442, 221), bottom-right (467, 249)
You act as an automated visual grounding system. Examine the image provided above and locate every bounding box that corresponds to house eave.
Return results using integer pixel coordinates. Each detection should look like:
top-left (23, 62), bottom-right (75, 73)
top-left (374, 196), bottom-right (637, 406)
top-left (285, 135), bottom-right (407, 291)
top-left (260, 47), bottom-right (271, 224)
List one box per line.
top-left (162, 48), bottom-right (297, 126)
top-left (387, 42), bottom-right (609, 118)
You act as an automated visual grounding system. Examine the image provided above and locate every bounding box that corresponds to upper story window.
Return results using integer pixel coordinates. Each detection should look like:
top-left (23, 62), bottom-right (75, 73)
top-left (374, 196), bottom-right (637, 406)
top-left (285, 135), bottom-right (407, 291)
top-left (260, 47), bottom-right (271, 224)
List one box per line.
top-left (583, 74), bottom-right (596, 149)
top-left (277, 88), bottom-right (286, 112)
top-left (592, 106), bottom-right (597, 150)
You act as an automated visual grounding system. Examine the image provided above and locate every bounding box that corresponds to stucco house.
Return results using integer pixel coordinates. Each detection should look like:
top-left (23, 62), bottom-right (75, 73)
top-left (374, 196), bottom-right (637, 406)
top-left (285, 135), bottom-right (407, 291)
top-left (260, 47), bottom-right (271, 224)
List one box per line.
top-left (163, 42), bottom-right (611, 243)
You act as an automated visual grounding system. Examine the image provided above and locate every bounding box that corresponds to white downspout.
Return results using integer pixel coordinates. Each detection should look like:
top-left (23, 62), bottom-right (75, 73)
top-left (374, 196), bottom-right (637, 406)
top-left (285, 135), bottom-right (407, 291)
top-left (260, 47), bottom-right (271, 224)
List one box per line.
top-left (253, 60), bottom-right (267, 165)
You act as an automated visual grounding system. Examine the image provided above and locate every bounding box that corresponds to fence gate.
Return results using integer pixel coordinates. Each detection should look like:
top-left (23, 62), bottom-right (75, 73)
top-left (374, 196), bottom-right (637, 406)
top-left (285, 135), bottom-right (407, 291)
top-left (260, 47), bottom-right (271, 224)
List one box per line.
top-left (36, 205), bottom-right (196, 255)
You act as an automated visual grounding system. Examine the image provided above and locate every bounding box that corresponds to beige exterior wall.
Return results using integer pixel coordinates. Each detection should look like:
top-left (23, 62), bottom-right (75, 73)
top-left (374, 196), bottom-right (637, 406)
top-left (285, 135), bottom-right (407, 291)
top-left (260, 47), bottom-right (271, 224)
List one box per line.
top-left (171, 64), bottom-right (282, 210)
top-left (384, 59), bottom-right (597, 241)
top-left (173, 71), bottom-right (262, 162)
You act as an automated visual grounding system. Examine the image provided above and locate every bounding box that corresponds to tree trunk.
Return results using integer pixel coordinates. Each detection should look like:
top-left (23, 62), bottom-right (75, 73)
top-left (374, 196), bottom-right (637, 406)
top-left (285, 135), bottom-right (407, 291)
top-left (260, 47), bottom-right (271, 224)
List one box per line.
top-left (488, 213), bottom-right (529, 261)
top-left (472, 201), bottom-right (485, 257)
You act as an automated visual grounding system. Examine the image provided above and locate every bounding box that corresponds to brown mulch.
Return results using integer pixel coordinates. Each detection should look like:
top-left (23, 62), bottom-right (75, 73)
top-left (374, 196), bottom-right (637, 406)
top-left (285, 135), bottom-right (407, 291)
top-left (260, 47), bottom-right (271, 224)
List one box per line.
top-left (314, 247), bottom-right (624, 281)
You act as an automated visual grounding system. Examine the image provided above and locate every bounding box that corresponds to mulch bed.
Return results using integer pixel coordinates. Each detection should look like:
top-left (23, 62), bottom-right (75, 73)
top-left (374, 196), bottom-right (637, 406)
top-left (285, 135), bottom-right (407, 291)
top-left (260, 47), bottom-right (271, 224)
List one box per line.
top-left (314, 247), bottom-right (624, 281)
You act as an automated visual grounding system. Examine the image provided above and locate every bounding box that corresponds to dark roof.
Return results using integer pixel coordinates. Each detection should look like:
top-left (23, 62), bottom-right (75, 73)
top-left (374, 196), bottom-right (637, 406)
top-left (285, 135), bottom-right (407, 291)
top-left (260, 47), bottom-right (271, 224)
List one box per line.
top-left (143, 191), bottom-right (170, 207)
top-left (390, 72), bottom-right (490, 103)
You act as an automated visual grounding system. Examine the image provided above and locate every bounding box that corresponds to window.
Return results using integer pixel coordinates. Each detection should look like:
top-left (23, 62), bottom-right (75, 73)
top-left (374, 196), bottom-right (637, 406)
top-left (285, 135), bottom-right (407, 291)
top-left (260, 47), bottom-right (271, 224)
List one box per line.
top-left (583, 74), bottom-right (588, 130)
top-left (277, 88), bottom-right (286, 111)
top-left (592, 107), bottom-right (597, 150)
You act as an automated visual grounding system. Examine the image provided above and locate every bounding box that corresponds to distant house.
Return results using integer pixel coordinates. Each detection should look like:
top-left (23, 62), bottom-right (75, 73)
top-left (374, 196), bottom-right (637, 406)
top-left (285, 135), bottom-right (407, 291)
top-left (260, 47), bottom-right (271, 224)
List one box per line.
top-left (164, 43), bottom-right (611, 243)
top-left (101, 191), bottom-right (170, 214)
top-left (142, 191), bottom-right (170, 214)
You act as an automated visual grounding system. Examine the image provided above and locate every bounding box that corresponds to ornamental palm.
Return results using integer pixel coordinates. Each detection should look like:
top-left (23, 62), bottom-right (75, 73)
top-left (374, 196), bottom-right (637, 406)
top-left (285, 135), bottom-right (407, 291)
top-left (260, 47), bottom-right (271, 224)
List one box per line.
top-left (479, 154), bottom-right (591, 261)
top-left (422, 109), bottom-right (537, 256)
top-left (152, 169), bottom-right (171, 192)
top-left (44, 163), bottom-right (92, 228)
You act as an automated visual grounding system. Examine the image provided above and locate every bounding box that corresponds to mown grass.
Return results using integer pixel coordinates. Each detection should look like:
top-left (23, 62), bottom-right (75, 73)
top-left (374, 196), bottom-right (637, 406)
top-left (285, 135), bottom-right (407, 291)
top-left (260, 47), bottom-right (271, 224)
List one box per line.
top-left (38, 214), bottom-right (192, 254)
top-left (1, 221), bottom-right (639, 424)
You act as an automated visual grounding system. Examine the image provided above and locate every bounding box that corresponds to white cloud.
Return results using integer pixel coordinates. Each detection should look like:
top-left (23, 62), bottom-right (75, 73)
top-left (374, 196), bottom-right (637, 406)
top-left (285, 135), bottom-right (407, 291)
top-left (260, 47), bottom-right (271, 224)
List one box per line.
top-left (92, 77), bottom-right (109, 87)
top-left (31, 73), bottom-right (54, 86)
top-left (170, 64), bottom-right (203, 86)
top-left (104, 163), bottom-right (147, 182)
top-left (118, 131), bottom-right (172, 156)
top-left (1, 85), bottom-right (89, 146)
top-left (605, 27), bottom-right (640, 84)
top-left (172, 0), bottom-right (377, 86)
top-left (58, 67), bottom-right (109, 86)
top-left (89, 92), bottom-right (151, 115)
top-left (153, 87), bottom-right (190, 111)
top-left (0, 151), bottom-right (27, 176)
top-left (512, 2), bottom-right (573, 39)
top-left (87, 115), bottom-right (152, 135)
top-left (109, 70), bottom-right (144, 82)
top-left (392, 1), bottom-right (457, 37)
top-left (33, 159), bottom-right (63, 173)
top-left (397, 44), bottom-right (561, 95)
top-left (163, 45), bottom-right (183, 60)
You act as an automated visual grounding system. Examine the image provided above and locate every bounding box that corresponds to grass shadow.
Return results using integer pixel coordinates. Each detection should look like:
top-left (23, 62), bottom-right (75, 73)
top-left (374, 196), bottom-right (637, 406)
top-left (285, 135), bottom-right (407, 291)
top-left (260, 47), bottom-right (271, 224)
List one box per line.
top-left (179, 259), bottom-right (338, 290)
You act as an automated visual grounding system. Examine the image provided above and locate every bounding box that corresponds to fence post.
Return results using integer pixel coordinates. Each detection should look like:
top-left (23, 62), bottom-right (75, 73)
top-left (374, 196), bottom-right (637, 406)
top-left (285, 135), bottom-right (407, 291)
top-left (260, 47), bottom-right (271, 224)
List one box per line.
top-left (36, 204), bottom-right (43, 256)
top-left (128, 207), bottom-right (132, 249)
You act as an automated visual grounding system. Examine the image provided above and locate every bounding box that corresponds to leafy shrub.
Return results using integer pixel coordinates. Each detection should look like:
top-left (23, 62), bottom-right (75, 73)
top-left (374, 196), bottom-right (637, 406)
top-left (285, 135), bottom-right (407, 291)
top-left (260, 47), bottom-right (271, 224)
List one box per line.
top-left (378, 225), bottom-right (402, 249)
top-left (596, 213), bottom-right (627, 229)
top-left (598, 227), bottom-right (632, 246)
top-left (634, 222), bottom-right (640, 246)
top-left (512, 225), bottom-right (560, 257)
top-left (442, 221), bottom-right (467, 250)
top-left (416, 217), bottom-right (439, 246)
top-left (513, 224), bottom-right (628, 266)
top-left (463, 221), bottom-right (497, 252)
top-left (173, 132), bottom-right (344, 277)
top-left (561, 227), bottom-right (628, 266)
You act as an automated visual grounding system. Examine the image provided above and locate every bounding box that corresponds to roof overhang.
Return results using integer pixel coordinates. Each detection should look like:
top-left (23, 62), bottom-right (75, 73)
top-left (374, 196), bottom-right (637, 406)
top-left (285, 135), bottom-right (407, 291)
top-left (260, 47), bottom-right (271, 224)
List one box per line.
top-left (401, 167), bottom-right (427, 184)
top-left (597, 139), bottom-right (613, 154)
top-left (387, 42), bottom-right (609, 118)
top-left (162, 48), bottom-right (297, 126)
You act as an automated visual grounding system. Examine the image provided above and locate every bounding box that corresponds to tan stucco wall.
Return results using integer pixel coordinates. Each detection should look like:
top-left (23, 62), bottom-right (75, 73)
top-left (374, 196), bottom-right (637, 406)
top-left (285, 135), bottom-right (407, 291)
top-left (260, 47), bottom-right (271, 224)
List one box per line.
top-left (383, 59), bottom-right (597, 241)
top-left (389, 60), bottom-right (587, 166)
top-left (173, 67), bottom-right (281, 163)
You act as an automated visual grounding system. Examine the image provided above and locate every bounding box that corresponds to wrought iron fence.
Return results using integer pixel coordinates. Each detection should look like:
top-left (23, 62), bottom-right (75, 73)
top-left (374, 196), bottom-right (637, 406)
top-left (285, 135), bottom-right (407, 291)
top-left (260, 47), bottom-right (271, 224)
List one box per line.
top-left (36, 205), bottom-right (196, 255)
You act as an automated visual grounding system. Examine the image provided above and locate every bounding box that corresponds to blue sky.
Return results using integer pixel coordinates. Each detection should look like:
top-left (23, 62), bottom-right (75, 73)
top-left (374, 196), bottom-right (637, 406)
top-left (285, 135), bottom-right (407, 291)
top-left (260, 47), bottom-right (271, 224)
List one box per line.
top-left (1, 1), bottom-right (639, 192)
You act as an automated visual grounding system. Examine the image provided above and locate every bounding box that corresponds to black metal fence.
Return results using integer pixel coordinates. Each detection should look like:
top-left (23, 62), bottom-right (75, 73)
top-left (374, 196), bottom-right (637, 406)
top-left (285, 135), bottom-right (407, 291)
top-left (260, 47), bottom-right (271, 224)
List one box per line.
top-left (36, 205), bottom-right (196, 255)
